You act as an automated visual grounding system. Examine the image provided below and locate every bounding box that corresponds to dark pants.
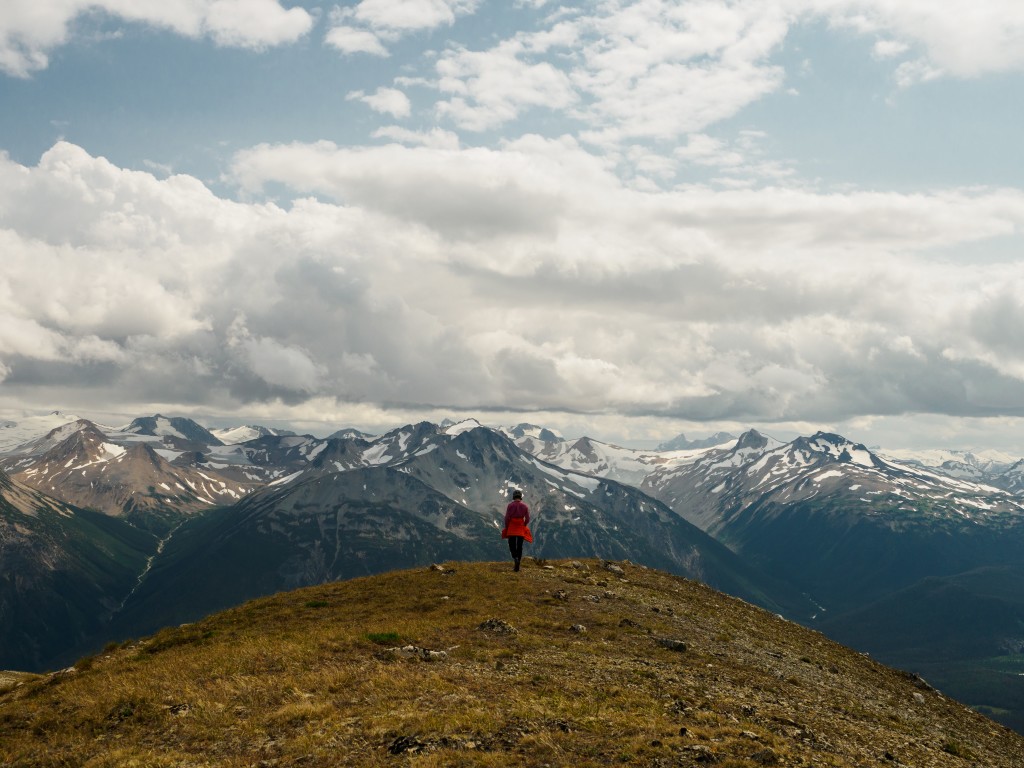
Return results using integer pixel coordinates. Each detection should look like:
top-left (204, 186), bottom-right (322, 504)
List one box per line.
top-left (508, 536), bottom-right (524, 560)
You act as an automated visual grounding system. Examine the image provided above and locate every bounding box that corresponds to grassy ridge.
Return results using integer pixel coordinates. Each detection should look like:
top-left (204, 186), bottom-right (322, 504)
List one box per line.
top-left (2, 559), bottom-right (1023, 767)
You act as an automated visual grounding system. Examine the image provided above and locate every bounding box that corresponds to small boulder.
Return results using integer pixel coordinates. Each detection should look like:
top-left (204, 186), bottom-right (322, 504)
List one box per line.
top-left (570, 624), bottom-right (587, 634)
top-left (388, 736), bottom-right (424, 755)
top-left (478, 618), bottom-right (518, 635)
top-left (656, 638), bottom-right (688, 652)
top-left (750, 748), bottom-right (779, 765)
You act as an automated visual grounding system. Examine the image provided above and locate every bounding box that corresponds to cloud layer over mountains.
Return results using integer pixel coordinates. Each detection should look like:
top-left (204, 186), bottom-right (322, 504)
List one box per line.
top-left (3, 139), bottom-right (1024, 432)
top-left (1, 0), bottom-right (1023, 446)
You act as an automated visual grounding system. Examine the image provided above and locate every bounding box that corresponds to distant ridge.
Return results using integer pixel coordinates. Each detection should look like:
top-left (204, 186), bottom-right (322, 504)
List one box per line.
top-left (657, 431), bottom-right (736, 451)
top-left (122, 415), bottom-right (222, 447)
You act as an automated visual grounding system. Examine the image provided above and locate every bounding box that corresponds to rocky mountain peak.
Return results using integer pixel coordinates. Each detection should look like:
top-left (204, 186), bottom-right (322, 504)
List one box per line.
top-left (734, 429), bottom-right (769, 451)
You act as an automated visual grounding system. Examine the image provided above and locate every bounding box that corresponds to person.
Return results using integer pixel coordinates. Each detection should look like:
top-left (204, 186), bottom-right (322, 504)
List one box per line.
top-left (502, 489), bottom-right (532, 571)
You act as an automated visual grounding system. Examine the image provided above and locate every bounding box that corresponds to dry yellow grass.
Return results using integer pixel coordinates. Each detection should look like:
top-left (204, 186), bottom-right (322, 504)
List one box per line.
top-left (2, 559), bottom-right (1022, 767)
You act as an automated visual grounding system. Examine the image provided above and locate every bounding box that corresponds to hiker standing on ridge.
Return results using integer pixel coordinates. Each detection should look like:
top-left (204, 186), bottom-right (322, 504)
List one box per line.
top-left (502, 489), bottom-right (532, 571)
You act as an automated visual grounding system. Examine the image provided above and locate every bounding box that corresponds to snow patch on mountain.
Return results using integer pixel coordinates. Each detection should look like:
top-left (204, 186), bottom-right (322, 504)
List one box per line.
top-left (444, 419), bottom-right (482, 436)
top-left (0, 412), bottom-right (84, 454)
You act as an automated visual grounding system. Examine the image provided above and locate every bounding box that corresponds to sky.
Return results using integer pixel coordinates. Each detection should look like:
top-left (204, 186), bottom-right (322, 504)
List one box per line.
top-left (1, 0), bottom-right (1024, 451)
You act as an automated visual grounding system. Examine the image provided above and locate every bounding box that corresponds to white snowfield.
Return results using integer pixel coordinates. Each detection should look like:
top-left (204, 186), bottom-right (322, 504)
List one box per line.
top-left (0, 411), bottom-right (82, 454)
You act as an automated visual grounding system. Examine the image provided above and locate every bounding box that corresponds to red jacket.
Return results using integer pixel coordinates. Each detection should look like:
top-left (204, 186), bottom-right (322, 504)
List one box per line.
top-left (502, 500), bottom-right (533, 542)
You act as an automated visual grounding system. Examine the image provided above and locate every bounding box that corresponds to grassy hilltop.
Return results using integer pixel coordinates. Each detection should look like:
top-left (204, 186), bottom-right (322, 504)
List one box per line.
top-left (2, 559), bottom-right (1023, 767)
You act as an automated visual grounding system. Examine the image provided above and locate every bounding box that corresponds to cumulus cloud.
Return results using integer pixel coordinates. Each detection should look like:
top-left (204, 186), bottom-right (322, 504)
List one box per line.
top-left (0, 0), bottom-right (314, 77)
top-left (3, 141), bottom-right (1024, 431)
top-left (435, 40), bottom-right (578, 131)
top-left (348, 87), bottom-right (412, 118)
top-left (348, 0), bottom-right (481, 32)
top-left (324, 25), bottom-right (388, 56)
top-left (326, 0), bottom-right (480, 57)
top-left (407, 0), bottom-right (1024, 157)
top-left (815, 0), bottom-right (1024, 80)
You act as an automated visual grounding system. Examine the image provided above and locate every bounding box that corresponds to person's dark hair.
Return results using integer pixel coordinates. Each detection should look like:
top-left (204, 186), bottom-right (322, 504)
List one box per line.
top-left (512, 489), bottom-right (523, 500)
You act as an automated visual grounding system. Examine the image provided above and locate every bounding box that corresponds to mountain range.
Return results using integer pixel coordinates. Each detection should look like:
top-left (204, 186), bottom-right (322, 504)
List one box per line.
top-left (3, 411), bottom-right (1024, 731)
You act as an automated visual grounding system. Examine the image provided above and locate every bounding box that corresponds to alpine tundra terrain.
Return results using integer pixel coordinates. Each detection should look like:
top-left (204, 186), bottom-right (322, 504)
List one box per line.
top-left (4, 412), bottom-right (1024, 731)
top-left (2, 560), bottom-right (1023, 767)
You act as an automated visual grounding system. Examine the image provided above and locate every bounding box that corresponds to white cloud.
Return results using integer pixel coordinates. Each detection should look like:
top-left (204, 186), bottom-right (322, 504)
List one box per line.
top-left (349, 0), bottom-right (481, 32)
top-left (372, 126), bottom-right (461, 149)
top-left (324, 25), bottom-right (388, 57)
top-left (5, 136), bottom-right (1024, 430)
top-left (872, 39), bottom-right (909, 59)
top-left (816, 0), bottom-right (1024, 79)
top-left (348, 87), bottom-right (412, 118)
top-left (0, 0), bottom-right (314, 77)
top-left (435, 40), bottom-right (578, 131)
top-left (325, 0), bottom-right (480, 57)
top-left (409, 0), bottom-right (1024, 153)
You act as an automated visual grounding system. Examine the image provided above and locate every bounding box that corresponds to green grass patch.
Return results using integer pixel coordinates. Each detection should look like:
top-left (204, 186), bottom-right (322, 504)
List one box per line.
top-left (365, 631), bottom-right (402, 645)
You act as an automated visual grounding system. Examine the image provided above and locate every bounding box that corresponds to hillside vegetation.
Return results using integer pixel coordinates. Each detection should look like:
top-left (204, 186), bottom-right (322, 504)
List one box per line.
top-left (2, 559), bottom-right (1022, 767)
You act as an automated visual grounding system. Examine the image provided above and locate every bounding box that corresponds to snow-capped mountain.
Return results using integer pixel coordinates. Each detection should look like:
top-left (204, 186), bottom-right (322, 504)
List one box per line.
top-left (0, 411), bottom-right (85, 454)
top-left (113, 421), bottom-right (809, 637)
top-left (645, 429), bottom-right (1024, 537)
top-left (118, 414), bottom-right (223, 448)
top-left (880, 446), bottom-right (1024, 490)
top-left (508, 431), bottom-right (730, 487)
top-left (325, 427), bottom-right (375, 441)
top-left (641, 429), bottom-right (1024, 614)
top-left (4, 421), bottom-right (261, 534)
top-left (210, 424), bottom-right (297, 444)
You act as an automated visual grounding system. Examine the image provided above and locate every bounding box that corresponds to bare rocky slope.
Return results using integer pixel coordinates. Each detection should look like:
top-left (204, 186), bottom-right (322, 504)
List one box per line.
top-left (2, 559), bottom-right (1022, 767)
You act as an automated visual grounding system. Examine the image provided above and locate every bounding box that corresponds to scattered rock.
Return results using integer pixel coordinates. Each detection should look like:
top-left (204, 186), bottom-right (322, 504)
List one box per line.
top-left (553, 589), bottom-right (569, 601)
top-left (619, 618), bottom-right (642, 629)
top-left (570, 561), bottom-right (584, 569)
top-left (570, 624), bottom-right (587, 634)
top-left (478, 618), bottom-right (518, 635)
top-left (388, 735), bottom-right (424, 755)
top-left (682, 744), bottom-right (718, 763)
top-left (912, 692), bottom-right (925, 705)
top-left (898, 670), bottom-right (934, 691)
top-left (387, 645), bottom-right (448, 661)
top-left (603, 590), bottom-right (617, 599)
top-left (429, 564), bottom-right (455, 574)
top-left (750, 748), bottom-right (779, 765)
top-left (604, 562), bottom-right (625, 575)
top-left (656, 638), bottom-right (688, 652)
top-left (583, 595), bottom-right (601, 603)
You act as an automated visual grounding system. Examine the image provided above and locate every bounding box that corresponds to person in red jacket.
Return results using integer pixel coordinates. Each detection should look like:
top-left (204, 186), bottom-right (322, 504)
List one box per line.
top-left (502, 489), bottom-right (532, 571)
